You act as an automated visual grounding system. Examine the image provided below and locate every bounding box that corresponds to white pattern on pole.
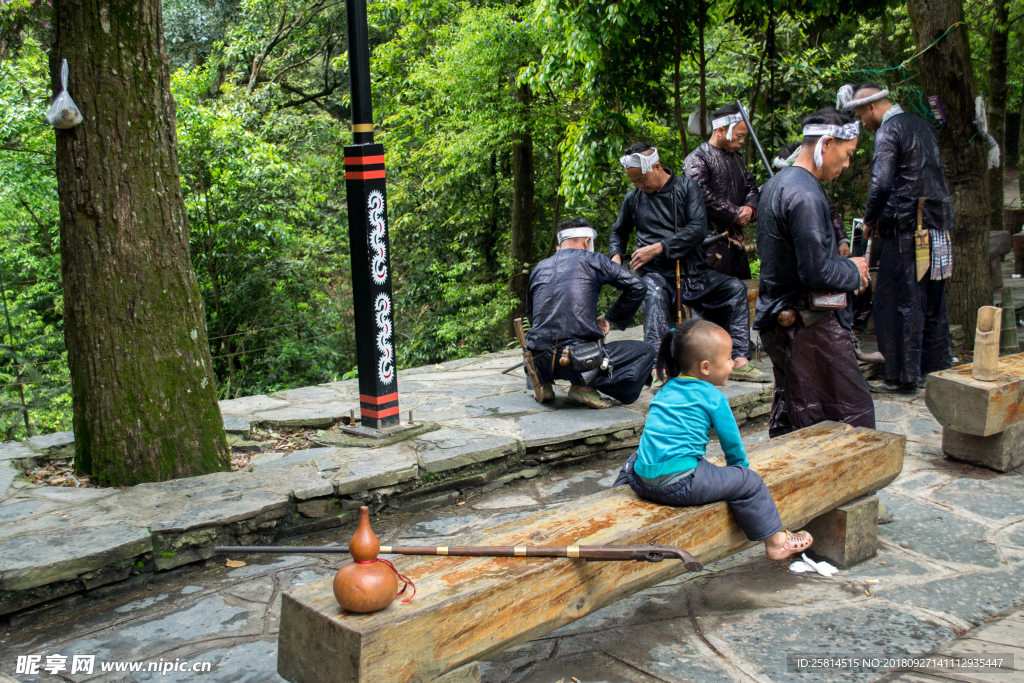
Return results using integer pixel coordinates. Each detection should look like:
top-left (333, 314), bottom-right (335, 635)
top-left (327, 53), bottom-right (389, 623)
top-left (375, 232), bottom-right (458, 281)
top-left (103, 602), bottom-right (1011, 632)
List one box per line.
top-left (367, 190), bottom-right (394, 385)
top-left (368, 190), bottom-right (388, 285)
top-left (375, 293), bottom-right (394, 385)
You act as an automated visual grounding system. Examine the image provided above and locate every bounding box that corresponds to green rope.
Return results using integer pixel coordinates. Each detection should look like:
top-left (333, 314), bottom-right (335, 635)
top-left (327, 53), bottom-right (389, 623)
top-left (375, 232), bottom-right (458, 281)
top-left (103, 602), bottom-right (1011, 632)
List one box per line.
top-left (720, 22), bottom-right (965, 77)
top-left (722, 23), bottom-right (965, 126)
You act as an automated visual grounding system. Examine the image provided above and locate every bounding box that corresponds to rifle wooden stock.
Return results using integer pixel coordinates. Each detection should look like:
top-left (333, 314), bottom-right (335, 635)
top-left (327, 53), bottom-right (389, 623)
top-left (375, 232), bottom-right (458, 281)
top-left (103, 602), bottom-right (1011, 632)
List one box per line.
top-left (513, 317), bottom-right (545, 403)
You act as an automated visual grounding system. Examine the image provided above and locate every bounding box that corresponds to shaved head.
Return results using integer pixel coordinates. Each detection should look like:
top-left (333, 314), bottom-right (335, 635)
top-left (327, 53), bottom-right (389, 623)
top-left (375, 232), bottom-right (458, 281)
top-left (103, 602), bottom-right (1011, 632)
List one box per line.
top-left (853, 85), bottom-right (883, 100)
top-left (657, 318), bottom-right (733, 382)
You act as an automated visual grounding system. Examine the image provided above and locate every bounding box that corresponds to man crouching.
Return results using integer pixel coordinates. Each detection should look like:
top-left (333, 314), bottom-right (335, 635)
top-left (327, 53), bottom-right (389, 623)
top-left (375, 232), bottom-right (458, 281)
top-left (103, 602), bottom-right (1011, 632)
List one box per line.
top-left (525, 218), bottom-right (656, 408)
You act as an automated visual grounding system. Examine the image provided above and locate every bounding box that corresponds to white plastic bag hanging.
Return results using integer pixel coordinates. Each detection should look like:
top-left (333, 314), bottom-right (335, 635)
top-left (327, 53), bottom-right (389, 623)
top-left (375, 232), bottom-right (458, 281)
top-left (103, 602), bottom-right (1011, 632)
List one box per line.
top-left (45, 59), bottom-right (83, 129)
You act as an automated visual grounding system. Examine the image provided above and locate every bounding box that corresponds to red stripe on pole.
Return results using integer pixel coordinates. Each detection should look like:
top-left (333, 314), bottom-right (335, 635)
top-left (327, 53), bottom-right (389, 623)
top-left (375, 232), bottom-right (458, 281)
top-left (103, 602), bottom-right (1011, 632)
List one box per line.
top-left (360, 392), bottom-right (399, 405)
top-left (361, 405), bottom-right (401, 419)
top-left (344, 155), bottom-right (386, 165)
top-left (345, 170), bottom-right (386, 179)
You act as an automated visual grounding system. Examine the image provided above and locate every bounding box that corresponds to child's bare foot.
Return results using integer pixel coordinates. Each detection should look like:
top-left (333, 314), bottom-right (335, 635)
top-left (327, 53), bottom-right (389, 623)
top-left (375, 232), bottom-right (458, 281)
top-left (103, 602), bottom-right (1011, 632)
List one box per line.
top-left (764, 530), bottom-right (813, 561)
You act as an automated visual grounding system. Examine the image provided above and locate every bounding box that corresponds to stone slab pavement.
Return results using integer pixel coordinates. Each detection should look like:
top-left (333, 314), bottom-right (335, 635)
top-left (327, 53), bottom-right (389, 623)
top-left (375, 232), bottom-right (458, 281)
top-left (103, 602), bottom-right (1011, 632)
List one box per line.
top-left (0, 327), bottom-right (781, 617)
top-left (0, 391), bottom-right (1021, 682)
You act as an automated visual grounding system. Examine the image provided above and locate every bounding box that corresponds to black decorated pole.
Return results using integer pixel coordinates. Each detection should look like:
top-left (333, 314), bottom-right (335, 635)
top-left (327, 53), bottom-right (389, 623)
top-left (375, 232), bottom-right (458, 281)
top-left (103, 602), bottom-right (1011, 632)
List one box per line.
top-left (345, 0), bottom-right (399, 430)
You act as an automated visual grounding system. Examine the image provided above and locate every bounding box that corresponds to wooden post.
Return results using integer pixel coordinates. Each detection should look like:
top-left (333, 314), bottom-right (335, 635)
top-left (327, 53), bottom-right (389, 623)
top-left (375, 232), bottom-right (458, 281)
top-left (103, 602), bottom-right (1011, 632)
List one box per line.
top-left (1013, 233), bottom-right (1024, 276)
top-left (942, 422), bottom-right (1024, 473)
top-left (803, 496), bottom-right (878, 569)
top-left (1000, 287), bottom-right (1019, 354)
top-left (343, 0), bottom-right (400, 430)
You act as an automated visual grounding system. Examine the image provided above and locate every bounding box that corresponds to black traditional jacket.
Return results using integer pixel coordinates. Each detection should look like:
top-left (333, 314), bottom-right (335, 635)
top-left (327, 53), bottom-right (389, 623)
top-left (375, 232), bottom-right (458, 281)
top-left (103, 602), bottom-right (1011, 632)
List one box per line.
top-left (525, 249), bottom-right (646, 351)
top-left (863, 112), bottom-right (952, 236)
top-left (754, 167), bottom-right (862, 328)
top-left (683, 142), bottom-right (759, 236)
top-left (608, 171), bottom-right (710, 279)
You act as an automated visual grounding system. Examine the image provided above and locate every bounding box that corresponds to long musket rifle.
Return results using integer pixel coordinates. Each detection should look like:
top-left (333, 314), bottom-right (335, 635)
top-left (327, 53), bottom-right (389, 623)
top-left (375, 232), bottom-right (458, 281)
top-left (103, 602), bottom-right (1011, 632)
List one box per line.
top-left (736, 99), bottom-right (774, 179)
top-left (215, 544), bottom-right (704, 572)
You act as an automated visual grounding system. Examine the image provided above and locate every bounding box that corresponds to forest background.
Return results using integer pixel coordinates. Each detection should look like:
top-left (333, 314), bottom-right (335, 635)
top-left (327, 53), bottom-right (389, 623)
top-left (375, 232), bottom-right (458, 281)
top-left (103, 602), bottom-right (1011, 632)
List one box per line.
top-left (0, 0), bottom-right (1021, 439)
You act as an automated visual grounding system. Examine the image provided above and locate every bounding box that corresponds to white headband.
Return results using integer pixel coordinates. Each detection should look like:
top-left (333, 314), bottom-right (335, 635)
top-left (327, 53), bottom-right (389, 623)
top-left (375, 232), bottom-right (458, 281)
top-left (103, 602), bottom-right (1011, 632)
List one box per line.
top-left (772, 155), bottom-right (789, 169)
top-left (711, 107), bottom-right (747, 141)
top-left (836, 84), bottom-right (890, 112)
top-left (619, 148), bottom-right (659, 174)
top-left (803, 122), bottom-right (860, 168)
top-left (558, 227), bottom-right (597, 251)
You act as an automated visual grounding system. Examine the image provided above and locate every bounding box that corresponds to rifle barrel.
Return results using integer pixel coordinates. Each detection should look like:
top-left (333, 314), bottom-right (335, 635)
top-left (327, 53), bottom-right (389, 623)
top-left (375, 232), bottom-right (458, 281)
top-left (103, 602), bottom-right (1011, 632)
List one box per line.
top-left (736, 99), bottom-right (773, 179)
top-left (214, 544), bottom-right (703, 571)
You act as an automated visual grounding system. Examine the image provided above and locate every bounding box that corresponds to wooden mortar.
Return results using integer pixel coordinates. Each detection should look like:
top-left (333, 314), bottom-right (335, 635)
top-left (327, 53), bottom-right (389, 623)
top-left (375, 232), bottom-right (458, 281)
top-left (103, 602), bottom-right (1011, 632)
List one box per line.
top-left (973, 306), bottom-right (1003, 381)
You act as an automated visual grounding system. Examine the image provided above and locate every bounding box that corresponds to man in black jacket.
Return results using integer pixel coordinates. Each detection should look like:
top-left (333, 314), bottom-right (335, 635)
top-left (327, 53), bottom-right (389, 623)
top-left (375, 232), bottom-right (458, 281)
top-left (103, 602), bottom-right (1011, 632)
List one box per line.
top-left (841, 83), bottom-right (954, 394)
top-left (610, 143), bottom-right (766, 383)
top-left (684, 103), bottom-right (760, 279)
top-left (755, 109), bottom-right (874, 438)
top-left (526, 218), bottom-right (656, 408)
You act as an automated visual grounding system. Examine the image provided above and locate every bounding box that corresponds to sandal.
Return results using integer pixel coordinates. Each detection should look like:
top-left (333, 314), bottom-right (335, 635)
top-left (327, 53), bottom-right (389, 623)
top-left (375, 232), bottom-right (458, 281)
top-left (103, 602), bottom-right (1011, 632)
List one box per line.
top-left (766, 530), bottom-right (814, 561)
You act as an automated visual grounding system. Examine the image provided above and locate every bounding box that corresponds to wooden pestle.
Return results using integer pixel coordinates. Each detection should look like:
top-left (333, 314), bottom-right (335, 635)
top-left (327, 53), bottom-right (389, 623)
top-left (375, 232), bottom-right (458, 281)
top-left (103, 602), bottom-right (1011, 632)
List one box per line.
top-left (973, 306), bottom-right (1002, 381)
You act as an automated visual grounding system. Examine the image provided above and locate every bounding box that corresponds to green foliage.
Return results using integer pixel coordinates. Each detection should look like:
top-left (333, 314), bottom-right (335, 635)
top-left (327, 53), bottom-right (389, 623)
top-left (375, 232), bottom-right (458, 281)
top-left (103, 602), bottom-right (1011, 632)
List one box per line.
top-left (0, 0), bottom-right (1015, 441)
top-left (174, 66), bottom-right (356, 397)
top-left (0, 38), bottom-right (68, 439)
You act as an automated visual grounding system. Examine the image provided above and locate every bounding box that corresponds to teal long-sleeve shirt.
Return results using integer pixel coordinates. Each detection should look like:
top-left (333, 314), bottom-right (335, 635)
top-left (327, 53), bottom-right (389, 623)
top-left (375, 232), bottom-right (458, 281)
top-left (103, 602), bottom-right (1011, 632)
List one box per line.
top-left (634, 376), bottom-right (749, 479)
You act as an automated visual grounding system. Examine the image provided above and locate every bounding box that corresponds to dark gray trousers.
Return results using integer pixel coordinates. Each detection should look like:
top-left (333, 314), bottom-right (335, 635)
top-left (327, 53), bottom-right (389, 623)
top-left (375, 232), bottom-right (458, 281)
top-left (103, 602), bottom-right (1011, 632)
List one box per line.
top-left (531, 340), bottom-right (655, 405)
top-left (642, 271), bottom-right (751, 360)
top-left (613, 452), bottom-right (783, 542)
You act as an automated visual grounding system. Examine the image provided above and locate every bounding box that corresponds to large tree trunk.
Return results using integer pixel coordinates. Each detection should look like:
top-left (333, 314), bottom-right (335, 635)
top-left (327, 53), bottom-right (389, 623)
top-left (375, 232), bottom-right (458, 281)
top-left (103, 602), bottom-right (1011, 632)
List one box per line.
top-left (697, 1), bottom-right (707, 139)
top-left (53, 0), bottom-right (229, 486)
top-left (509, 84), bottom-right (535, 326)
top-left (1020, 87), bottom-right (1024, 211)
top-left (986, 0), bottom-right (1009, 232)
top-left (907, 0), bottom-right (990, 343)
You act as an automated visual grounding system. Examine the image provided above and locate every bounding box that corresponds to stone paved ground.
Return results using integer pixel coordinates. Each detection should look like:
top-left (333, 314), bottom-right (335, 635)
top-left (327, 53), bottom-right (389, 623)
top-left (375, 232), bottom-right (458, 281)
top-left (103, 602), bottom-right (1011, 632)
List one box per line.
top-left (0, 390), bottom-right (1021, 683)
top-left (0, 327), bottom-right (783, 618)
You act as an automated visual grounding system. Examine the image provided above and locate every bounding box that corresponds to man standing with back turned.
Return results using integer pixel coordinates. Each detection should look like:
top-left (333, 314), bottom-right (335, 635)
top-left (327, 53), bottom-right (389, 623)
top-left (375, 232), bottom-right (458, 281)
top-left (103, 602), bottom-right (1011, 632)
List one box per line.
top-left (610, 143), bottom-right (767, 383)
top-left (684, 103), bottom-right (760, 280)
top-left (840, 83), bottom-right (954, 394)
top-left (755, 108), bottom-right (875, 438)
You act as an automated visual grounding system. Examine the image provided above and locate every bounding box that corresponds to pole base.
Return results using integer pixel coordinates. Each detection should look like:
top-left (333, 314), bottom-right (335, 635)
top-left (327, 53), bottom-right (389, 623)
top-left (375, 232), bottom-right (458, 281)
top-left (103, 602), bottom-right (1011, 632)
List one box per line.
top-left (340, 422), bottom-right (423, 439)
top-left (315, 421), bottom-right (438, 448)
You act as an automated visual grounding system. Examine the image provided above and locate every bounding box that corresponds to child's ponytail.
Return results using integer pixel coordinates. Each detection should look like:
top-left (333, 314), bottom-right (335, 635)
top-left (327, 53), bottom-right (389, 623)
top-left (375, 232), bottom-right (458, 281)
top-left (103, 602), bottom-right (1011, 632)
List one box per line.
top-left (655, 318), bottom-right (701, 382)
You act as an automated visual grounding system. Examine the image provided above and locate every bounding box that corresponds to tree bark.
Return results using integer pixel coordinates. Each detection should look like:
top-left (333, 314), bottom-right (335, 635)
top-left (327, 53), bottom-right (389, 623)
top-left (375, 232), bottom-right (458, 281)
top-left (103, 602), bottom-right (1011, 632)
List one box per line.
top-left (52, 0), bottom-right (229, 485)
top-left (697, 1), bottom-right (707, 140)
top-left (907, 0), bottom-right (991, 343)
top-left (509, 84), bottom-right (535, 326)
top-left (986, 0), bottom-right (1008, 231)
top-left (1019, 85), bottom-right (1024, 213)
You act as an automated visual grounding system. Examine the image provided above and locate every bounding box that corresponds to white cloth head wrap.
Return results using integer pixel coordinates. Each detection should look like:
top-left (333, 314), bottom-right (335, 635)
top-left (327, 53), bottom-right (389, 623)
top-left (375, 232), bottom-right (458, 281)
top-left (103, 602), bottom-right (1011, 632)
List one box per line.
top-left (803, 122), bottom-right (860, 168)
top-left (619, 148), bottom-right (659, 174)
top-left (557, 226), bottom-right (597, 251)
top-left (711, 107), bottom-right (747, 141)
top-left (836, 84), bottom-right (890, 112)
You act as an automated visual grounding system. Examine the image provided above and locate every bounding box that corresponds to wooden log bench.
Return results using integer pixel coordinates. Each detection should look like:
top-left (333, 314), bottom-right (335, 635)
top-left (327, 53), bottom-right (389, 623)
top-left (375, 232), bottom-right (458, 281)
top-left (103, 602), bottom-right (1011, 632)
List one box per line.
top-left (278, 422), bottom-right (905, 683)
top-left (925, 352), bottom-right (1024, 472)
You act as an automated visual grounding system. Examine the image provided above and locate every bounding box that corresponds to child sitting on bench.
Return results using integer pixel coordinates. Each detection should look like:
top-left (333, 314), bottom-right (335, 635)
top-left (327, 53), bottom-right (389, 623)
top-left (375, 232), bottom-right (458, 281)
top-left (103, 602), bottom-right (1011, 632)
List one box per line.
top-left (614, 318), bottom-right (813, 560)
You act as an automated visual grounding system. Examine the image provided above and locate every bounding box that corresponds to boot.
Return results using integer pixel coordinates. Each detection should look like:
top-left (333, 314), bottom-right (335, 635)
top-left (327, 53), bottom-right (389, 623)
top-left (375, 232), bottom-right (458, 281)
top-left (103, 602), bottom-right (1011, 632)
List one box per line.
top-left (540, 382), bottom-right (556, 403)
top-left (567, 385), bottom-right (612, 409)
top-left (868, 379), bottom-right (918, 395)
top-left (853, 334), bottom-right (885, 364)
